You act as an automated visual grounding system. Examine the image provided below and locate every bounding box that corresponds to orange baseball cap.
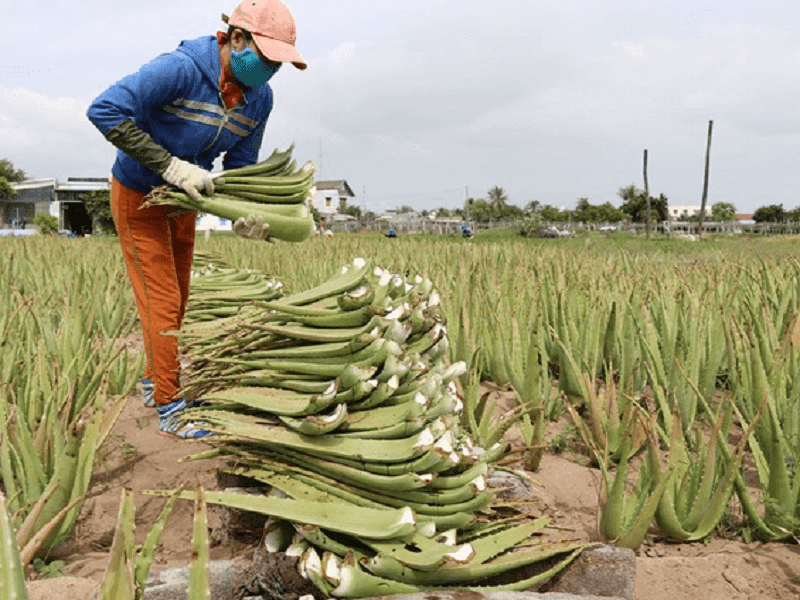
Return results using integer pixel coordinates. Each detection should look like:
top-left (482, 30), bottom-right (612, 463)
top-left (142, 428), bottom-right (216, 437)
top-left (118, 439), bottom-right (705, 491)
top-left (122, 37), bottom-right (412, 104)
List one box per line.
top-left (222, 0), bottom-right (307, 70)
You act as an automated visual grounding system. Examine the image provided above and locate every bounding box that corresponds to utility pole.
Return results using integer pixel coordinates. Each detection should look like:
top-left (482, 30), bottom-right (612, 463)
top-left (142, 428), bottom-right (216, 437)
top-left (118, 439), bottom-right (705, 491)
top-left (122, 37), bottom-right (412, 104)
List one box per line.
top-left (643, 149), bottom-right (651, 238)
top-left (697, 120), bottom-right (713, 238)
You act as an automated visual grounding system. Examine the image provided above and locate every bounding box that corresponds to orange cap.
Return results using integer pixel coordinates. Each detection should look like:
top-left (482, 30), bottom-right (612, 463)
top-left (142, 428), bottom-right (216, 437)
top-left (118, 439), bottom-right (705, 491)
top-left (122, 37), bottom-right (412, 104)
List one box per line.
top-left (222, 0), bottom-right (307, 70)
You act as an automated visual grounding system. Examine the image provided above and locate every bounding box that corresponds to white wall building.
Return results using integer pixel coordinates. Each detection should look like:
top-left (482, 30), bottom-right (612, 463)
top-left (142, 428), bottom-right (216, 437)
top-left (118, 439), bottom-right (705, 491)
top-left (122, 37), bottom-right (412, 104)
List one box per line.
top-left (669, 205), bottom-right (702, 221)
top-left (312, 180), bottom-right (356, 217)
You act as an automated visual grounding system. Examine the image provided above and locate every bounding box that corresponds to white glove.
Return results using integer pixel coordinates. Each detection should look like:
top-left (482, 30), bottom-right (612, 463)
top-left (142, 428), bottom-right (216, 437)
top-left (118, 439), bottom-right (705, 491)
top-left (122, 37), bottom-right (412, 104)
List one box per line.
top-left (234, 215), bottom-right (271, 241)
top-left (162, 157), bottom-right (214, 202)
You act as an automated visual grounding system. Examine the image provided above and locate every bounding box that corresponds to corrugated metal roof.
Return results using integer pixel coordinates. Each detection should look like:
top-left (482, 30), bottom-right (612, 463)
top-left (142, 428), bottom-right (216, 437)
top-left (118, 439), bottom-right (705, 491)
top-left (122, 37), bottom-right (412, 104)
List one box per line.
top-left (7, 180), bottom-right (55, 204)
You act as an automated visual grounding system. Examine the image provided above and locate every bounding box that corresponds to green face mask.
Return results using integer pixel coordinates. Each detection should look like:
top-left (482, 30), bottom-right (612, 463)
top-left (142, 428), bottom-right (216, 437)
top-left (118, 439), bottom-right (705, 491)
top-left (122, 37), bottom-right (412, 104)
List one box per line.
top-left (231, 47), bottom-right (280, 87)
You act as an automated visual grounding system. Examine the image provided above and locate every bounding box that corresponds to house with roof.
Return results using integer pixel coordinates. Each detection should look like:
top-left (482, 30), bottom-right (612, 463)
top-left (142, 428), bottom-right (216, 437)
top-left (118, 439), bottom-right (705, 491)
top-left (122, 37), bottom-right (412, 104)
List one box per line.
top-left (4, 177), bottom-right (109, 234)
top-left (2, 179), bottom-right (56, 229)
top-left (312, 180), bottom-right (356, 218)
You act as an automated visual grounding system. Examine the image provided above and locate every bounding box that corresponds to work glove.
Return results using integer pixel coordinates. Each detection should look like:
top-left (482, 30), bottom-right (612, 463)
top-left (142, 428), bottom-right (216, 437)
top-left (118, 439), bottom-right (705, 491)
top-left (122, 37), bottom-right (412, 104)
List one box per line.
top-left (234, 215), bottom-right (271, 241)
top-left (161, 157), bottom-right (215, 202)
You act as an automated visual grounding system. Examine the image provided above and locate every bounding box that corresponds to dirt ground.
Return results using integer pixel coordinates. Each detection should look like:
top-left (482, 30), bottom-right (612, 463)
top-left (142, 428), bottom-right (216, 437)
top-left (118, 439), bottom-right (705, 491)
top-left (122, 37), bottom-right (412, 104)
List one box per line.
top-left (24, 385), bottom-right (800, 600)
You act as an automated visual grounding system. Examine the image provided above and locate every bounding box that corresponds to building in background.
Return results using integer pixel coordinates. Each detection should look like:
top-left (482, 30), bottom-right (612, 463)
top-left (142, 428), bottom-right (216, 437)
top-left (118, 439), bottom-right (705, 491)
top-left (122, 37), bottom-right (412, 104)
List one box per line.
top-left (5, 177), bottom-right (109, 234)
top-left (2, 179), bottom-right (55, 229)
top-left (668, 205), bottom-right (702, 221)
top-left (312, 180), bottom-right (356, 219)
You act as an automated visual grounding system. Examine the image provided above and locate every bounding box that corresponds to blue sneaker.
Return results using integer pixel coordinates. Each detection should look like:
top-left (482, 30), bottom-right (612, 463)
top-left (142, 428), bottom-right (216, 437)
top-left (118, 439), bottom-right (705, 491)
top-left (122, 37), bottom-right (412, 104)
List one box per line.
top-left (140, 379), bottom-right (155, 408)
top-left (157, 399), bottom-right (213, 439)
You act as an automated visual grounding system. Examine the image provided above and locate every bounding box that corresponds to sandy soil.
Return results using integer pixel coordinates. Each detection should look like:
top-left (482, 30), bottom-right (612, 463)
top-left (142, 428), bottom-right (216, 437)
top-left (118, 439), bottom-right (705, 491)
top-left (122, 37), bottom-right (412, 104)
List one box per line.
top-left (24, 385), bottom-right (800, 600)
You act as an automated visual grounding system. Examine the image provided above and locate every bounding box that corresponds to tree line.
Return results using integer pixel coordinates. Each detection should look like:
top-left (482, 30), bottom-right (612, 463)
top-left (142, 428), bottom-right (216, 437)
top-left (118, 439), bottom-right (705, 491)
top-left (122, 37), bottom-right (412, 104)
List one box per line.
top-left (2, 154), bottom-right (799, 231)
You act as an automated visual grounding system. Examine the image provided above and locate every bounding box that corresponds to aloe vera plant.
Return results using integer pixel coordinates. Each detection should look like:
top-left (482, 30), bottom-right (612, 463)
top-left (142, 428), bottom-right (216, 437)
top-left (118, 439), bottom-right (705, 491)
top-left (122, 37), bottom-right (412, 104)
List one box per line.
top-left (0, 492), bottom-right (31, 600)
top-left (0, 238), bottom-right (136, 561)
top-left (596, 413), bottom-right (675, 549)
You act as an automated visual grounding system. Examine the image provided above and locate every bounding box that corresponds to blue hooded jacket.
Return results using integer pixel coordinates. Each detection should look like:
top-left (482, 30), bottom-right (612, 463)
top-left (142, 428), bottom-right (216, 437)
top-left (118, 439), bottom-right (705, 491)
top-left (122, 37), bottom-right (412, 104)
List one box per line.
top-left (87, 36), bottom-right (273, 193)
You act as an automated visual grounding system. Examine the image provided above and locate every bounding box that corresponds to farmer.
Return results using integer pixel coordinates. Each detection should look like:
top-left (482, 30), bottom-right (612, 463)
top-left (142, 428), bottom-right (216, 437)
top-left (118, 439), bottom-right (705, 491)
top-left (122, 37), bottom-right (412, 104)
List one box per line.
top-left (86, 0), bottom-right (306, 438)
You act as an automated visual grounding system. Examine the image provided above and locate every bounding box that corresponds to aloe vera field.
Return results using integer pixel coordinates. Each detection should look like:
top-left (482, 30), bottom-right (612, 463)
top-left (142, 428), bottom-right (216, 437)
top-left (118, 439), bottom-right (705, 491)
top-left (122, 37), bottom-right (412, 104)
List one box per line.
top-left (2, 230), bottom-right (800, 600)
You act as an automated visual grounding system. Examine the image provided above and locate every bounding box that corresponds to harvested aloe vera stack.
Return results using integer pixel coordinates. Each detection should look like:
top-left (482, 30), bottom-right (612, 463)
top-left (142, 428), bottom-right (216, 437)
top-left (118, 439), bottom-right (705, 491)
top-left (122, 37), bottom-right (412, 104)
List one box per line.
top-left (151, 254), bottom-right (583, 596)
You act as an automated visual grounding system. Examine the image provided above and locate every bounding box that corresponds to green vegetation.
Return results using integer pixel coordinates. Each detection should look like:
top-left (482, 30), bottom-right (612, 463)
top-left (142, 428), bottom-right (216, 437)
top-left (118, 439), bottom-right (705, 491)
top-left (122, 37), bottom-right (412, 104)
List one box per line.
top-left (32, 213), bottom-right (58, 234)
top-left (2, 231), bottom-right (800, 597)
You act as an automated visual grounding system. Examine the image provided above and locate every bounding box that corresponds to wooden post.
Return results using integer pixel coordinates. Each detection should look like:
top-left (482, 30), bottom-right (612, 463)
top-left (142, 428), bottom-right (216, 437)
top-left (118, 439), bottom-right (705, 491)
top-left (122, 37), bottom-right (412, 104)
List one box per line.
top-left (697, 120), bottom-right (713, 237)
top-left (643, 149), bottom-right (650, 238)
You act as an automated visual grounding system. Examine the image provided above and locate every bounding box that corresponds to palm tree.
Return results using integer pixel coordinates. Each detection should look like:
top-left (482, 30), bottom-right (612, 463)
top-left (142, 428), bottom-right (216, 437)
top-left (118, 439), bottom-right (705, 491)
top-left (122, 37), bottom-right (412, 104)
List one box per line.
top-left (486, 186), bottom-right (509, 220)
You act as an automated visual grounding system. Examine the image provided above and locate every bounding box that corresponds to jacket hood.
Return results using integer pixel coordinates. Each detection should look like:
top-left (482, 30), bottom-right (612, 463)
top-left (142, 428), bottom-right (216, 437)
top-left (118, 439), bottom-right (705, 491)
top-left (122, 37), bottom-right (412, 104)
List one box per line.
top-left (175, 36), bottom-right (220, 88)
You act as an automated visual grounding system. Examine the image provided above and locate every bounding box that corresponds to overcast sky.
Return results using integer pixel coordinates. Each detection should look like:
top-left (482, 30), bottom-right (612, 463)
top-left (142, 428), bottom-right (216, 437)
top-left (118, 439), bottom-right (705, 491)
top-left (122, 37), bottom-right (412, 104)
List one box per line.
top-left (2, 0), bottom-right (800, 214)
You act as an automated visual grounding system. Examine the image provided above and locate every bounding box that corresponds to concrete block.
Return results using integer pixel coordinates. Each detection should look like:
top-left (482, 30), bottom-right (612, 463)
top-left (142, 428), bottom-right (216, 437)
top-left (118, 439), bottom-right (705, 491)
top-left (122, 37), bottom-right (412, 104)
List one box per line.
top-left (541, 544), bottom-right (635, 600)
top-left (143, 559), bottom-right (246, 600)
top-left (487, 470), bottom-right (535, 501)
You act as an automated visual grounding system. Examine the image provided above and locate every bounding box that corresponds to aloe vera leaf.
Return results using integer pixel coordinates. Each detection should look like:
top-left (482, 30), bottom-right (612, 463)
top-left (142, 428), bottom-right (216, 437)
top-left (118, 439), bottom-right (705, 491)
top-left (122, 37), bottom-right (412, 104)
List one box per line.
top-left (239, 466), bottom-right (394, 510)
top-left (188, 411), bottom-right (435, 463)
top-left (359, 543), bottom-right (584, 590)
top-left (344, 382), bottom-right (419, 422)
top-left (300, 547), bottom-right (335, 596)
top-left (96, 393), bottom-right (128, 451)
top-left (246, 447), bottom-right (436, 491)
top-left (285, 306), bottom-right (377, 329)
top-left (252, 320), bottom-right (381, 344)
top-left (332, 379), bottom-right (378, 402)
top-left (337, 285), bottom-right (376, 311)
top-left (614, 458), bottom-right (674, 550)
top-left (366, 522), bottom-right (564, 586)
top-left (332, 481), bottom-right (492, 517)
top-left (134, 485), bottom-right (185, 592)
top-left (0, 409), bottom-right (21, 518)
top-left (469, 518), bottom-right (551, 563)
top-left (218, 144), bottom-right (294, 177)
top-left (14, 478), bottom-right (59, 549)
top-left (263, 518), bottom-right (296, 553)
top-left (294, 523), bottom-right (363, 557)
top-left (681, 405), bottom-right (728, 531)
top-left (19, 499), bottom-right (83, 569)
top-left (235, 336), bottom-right (375, 360)
top-left (363, 533), bottom-right (475, 571)
top-left (153, 490), bottom-right (416, 541)
top-left (30, 418), bottom-right (83, 541)
top-left (302, 448), bottom-right (446, 477)
top-left (188, 485), bottom-right (211, 600)
top-left (464, 546), bottom-right (584, 592)
top-left (0, 492), bottom-right (31, 600)
top-left (219, 347), bottom-right (385, 381)
top-left (277, 259), bottom-right (371, 306)
top-left (330, 559), bottom-right (425, 598)
top-left (205, 384), bottom-right (339, 417)
top-left (427, 462), bottom-right (487, 490)
top-left (260, 338), bottom-right (390, 369)
top-left (653, 420), bottom-right (693, 541)
top-left (51, 407), bottom-right (104, 548)
top-left (335, 418), bottom-right (428, 440)
top-left (218, 375), bottom-right (332, 394)
top-left (97, 490), bottom-right (136, 600)
top-left (279, 403), bottom-right (349, 436)
top-left (10, 414), bottom-right (48, 501)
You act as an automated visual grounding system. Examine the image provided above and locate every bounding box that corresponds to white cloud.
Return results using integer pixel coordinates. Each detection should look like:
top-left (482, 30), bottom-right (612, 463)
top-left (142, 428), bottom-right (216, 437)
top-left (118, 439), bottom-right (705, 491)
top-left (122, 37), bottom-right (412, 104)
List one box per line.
top-left (0, 87), bottom-right (114, 179)
top-left (4, 2), bottom-right (800, 212)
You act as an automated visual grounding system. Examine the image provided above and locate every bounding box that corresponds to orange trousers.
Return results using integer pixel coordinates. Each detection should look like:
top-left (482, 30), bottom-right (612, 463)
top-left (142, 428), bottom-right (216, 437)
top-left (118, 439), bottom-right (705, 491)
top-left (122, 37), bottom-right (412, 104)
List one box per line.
top-left (111, 178), bottom-right (196, 405)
